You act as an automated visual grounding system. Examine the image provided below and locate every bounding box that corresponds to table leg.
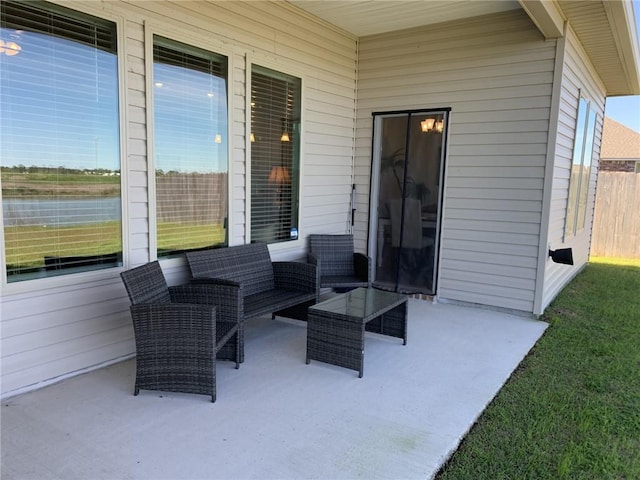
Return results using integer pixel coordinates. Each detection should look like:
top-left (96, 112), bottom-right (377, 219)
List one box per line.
top-left (307, 312), bottom-right (365, 376)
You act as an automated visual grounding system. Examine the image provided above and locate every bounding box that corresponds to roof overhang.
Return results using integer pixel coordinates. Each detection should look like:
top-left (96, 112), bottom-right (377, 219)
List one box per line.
top-left (554, 0), bottom-right (640, 95)
top-left (600, 0), bottom-right (640, 95)
top-left (288, 0), bottom-right (640, 96)
top-left (518, 0), bottom-right (564, 38)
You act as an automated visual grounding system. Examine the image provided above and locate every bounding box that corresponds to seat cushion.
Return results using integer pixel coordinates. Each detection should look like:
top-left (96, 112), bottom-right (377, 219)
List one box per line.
top-left (320, 275), bottom-right (368, 289)
top-left (244, 289), bottom-right (317, 318)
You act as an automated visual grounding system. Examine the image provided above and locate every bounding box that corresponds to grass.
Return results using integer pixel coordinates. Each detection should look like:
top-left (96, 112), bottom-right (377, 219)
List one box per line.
top-left (4, 222), bottom-right (122, 267)
top-left (436, 258), bottom-right (640, 480)
top-left (4, 222), bottom-right (224, 268)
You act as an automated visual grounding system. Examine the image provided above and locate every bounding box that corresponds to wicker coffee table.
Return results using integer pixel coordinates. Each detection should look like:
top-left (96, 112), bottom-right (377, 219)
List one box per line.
top-left (306, 287), bottom-right (408, 377)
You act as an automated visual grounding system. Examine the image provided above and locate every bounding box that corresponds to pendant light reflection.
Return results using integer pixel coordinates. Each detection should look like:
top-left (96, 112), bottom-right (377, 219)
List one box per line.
top-left (214, 134), bottom-right (222, 144)
top-left (420, 117), bottom-right (444, 133)
top-left (0, 40), bottom-right (21, 56)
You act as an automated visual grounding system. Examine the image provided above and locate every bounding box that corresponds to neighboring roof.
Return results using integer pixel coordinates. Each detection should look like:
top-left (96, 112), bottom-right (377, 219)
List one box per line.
top-left (601, 117), bottom-right (640, 160)
top-left (287, 0), bottom-right (640, 96)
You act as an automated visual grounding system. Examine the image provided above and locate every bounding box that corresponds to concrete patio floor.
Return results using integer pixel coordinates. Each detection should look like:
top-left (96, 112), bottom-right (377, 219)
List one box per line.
top-left (1, 299), bottom-right (547, 480)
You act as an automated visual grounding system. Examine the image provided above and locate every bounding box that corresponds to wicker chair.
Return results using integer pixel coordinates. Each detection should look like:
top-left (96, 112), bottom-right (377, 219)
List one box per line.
top-left (120, 261), bottom-right (240, 402)
top-left (308, 234), bottom-right (371, 292)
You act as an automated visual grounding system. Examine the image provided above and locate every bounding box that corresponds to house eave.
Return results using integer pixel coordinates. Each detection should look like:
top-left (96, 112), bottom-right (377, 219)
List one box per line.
top-left (518, 0), bottom-right (565, 39)
top-left (601, 0), bottom-right (640, 95)
top-left (522, 0), bottom-right (639, 96)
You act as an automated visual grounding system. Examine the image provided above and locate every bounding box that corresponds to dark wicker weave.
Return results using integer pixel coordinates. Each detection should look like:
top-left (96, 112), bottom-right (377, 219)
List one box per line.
top-left (120, 261), bottom-right (240, 402)
top-left (186, 243), bottom-right (319, 359)
top-left (308, 234), bottom-right (371, 291)
top-left (306, 288), bottom-right (407, 377)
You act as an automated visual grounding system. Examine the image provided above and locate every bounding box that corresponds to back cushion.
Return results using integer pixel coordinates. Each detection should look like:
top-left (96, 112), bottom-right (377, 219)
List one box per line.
top-left (309, 234), bottom-right (354, 276)
top-left (187, 243), bottom-right (275, 296)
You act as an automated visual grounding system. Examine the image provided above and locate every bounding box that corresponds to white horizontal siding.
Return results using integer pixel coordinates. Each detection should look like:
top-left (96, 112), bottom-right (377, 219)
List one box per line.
top-left (1, 278), bottom-right (133, 394)
top-left (541, 25), bottom-right (606, 310)
top-left (1, 0), bottom-right (357, 397)
top-left (355, 9), bottom-right (554, 312)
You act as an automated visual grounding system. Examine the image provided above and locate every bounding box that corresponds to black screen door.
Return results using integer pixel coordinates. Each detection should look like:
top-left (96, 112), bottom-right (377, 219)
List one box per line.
top-left (369, 110), bottom-right (448, 295)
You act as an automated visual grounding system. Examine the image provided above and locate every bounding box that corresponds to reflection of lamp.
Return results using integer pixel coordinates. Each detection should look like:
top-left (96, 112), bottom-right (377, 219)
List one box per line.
top-left (280, 131), bottom-right (290, 142)
top-left (269, 166), bottom-right (291, 237)
top-left (214, 134), bottom-right (222, 143)
top-left (421, 117), bottom-right (444, 133)
top-left (0, 40), bottom-right (21, 56)
top-left (250, 132), bottom-right (255, 142)
top-left (268, 166), bottom-right (290, 184)
top-left (421, 118), bottom-right (435, 132)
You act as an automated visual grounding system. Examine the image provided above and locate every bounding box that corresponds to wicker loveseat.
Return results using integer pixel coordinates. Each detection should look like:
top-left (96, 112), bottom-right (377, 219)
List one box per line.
top-left (186, 243), bottom-right (319, 363)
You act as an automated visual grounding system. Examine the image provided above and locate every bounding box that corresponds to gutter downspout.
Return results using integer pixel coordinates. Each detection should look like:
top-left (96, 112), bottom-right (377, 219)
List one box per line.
top-left (533, 25), bottom-right (567, 317)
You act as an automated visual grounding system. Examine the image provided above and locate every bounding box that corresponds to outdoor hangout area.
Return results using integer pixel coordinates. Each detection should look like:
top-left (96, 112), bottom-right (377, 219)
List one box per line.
top-left (1, 237), bottom-right (549, 478)
top-left (1, 1), bottom-right (638, 478)
top-left (117, 236), bottom-right (409, 402)
top-left (0, 298), bottom-right (547, 479)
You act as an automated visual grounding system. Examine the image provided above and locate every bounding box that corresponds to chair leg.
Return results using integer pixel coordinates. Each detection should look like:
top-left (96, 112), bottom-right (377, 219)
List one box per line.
top-left (235, 332), bottom-right (240, 369)
top-left (211, 365), bottom-right (217, 403)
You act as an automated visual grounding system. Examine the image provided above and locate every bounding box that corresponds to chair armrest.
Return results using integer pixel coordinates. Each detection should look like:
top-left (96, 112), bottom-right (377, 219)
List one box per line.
top-left (171, 283), bottom-right (243, 326)
top-left (273, 261), bottom-right (318, 296)
top-left (172, 281), bottom-right (244, 363)
top-left (130, 303), bottom-right (215, 349)
top-left (307, 253), bottom-right (321, 282)
top-left (307, 252), bottom-right (319, 267)
top-left (354, 253), bottom-right (372, 285)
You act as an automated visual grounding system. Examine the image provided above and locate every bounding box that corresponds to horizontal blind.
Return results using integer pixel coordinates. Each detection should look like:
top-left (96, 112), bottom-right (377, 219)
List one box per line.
top-left (251, 64), bottom-right (301, 244)
top-left (1, 1), bottom-right (121, 282)
top-left (153, 36), bottom-right (228, 257)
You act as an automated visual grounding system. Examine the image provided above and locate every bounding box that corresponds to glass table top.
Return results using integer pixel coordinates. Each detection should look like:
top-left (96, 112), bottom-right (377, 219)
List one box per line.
top-left (309, 287), bottom-right (407, 319)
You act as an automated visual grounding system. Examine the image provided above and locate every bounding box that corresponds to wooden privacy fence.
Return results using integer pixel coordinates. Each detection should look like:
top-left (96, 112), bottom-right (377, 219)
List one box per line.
top-left (156, 172), bottom-right (228, 224)
top-left (591, 172), bottom-right (640, 258)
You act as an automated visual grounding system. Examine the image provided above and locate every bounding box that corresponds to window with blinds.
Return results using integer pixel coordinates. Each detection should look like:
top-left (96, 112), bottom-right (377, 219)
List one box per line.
top-left (153, 36), bottom-right (228, 257)
top-left (0, 1), bottom-right (121, 283)
top-left (250, 65), bottom-right (301, 244)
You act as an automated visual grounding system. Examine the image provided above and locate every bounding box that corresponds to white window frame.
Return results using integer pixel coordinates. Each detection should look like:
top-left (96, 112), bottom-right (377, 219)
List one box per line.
top-left (564, 93), bottom-right (597, 239)
top-left (0, 1), bottom-right (128, 293)
top-left (144, 21), bottom-right (233, 264)
top-left (246, 57), bottom-right (305, 249)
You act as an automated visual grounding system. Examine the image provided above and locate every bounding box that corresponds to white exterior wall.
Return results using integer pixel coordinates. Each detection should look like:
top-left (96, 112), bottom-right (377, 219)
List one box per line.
top-left (540, 25), bottom-right (606, 310)
top-left (0, 0), bottom-right (357, 398)
top-left (355, 10), bottom-right (556, 313)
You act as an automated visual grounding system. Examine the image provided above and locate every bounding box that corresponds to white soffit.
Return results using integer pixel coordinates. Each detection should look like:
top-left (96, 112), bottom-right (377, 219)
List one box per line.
top-left (559, 0), bottom-right (640, 95)
top-left (286, 0), bottom-right (522, 37)
top-left (287, 0), bottom-right (640, 95)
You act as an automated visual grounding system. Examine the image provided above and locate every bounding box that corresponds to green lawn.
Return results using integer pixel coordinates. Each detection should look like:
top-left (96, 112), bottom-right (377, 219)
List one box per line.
top-left (4, 222), bottom-right (224, 268)
top-left (436, 258), bottom-right (640, 480)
